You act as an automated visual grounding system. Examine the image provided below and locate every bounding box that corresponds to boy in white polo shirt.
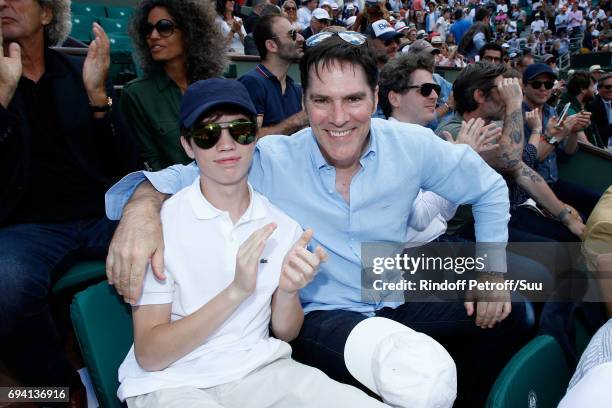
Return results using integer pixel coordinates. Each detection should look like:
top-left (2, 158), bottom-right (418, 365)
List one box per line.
top-left (117, 78), bottom-right (386, 408)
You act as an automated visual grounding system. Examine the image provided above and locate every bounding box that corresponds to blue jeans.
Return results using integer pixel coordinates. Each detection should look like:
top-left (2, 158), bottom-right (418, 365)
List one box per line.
top-left (0, 217), bottom-right (116, 387)
top-left (292, 301), bottom-right (534, 407)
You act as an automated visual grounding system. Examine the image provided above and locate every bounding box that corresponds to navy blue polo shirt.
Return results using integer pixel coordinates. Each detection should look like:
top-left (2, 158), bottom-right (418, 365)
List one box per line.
top-left (238, 64), bottom-right (303, 127)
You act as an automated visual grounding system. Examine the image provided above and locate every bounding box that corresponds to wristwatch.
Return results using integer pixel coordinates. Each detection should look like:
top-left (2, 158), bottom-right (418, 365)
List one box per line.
top-left (557, 207), bottom-right (572, 223)
top-left (543, 133), bottom-right (560, 146)
top-left (90, 96), bottom-right (112, 113)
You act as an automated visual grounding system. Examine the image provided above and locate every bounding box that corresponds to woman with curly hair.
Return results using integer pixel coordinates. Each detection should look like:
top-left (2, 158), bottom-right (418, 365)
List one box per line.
top-left (122, 0), bottom-right (227, 170)
top-left (215, 0), bottom-right (247, 54)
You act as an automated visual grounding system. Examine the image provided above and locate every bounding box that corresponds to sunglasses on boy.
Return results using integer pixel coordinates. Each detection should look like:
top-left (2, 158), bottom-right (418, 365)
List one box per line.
top-left (529, 80), bottom-right (555, 90)
top-left (188, 119), bottom-right (257, 150)
top-left (143, 19), bottom-right (177, 38)
top-left (405, 83), bottom-right (442, 97)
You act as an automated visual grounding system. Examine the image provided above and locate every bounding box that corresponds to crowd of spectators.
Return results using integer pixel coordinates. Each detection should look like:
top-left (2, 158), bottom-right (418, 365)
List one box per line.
top-left (2, 0), bottom-right (612, 406)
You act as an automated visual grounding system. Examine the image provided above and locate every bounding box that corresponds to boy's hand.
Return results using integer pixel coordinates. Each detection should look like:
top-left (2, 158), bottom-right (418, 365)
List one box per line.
top-left (279, 229), bottom-right (328, 294)
top-left (231, 223), bottom-right (277, 299)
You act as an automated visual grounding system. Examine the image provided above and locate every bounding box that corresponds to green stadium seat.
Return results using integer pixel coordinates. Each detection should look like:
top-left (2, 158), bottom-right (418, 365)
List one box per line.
top-left (70, 14), bottom-right (97, 43)
top-left (71, 3), bottom-right (107, 18)
top-left (71, 282), bottom-right (132, 408)
top-left (486, 335), bottom-right (571, 408)
top-left (51, 260), bottom-right (106, 295)
top-left (106, 6), bottom-right (135, 20)
top-left (241, 5), bottom-right (253, 16)
top-left (108, 33), bottom-right (133, 52)
top-left (99, 17), bottom-right (128, 34)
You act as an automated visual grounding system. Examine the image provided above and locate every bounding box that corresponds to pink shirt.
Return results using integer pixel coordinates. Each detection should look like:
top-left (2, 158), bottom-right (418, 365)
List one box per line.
top-left (568, 10), bottom-right (582, 28)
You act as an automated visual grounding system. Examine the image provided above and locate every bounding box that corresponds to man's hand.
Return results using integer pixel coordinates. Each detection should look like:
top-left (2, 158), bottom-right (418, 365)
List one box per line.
top-left (82, 23), bottom-right (110, 105)
top-left (231, 223), bottom-right (277, 299)
top-left (442, 118), bottom-right (501, 154)
top-left (525, 107), bottom-right (542, 131)
top-left (497, 77), bottom-right (523, 111)
top-left (0, 16), bottom-right (23, 108)
top-left (106, 182), bottom-right (168, 304)
top-left (563, 111), bottom-right (591, 133)
top-left (279, 229), bottom-right (328, 294)
top-left (465, 273), bottom-right (512, 328)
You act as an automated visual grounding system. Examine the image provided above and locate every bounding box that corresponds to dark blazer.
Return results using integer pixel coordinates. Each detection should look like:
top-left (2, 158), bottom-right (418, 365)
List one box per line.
top-left (588, 94), bottom-right (612, 148)
top-left (0, 48), bottom-right (139, 225)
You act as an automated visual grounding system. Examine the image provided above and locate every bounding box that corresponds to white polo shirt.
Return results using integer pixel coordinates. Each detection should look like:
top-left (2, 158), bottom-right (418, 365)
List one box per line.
top-left (117, 178), bottom-right (303, 401)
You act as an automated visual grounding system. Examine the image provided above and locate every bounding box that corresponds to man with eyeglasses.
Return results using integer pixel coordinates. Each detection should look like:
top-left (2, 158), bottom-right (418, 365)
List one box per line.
top-left (478, 42), bottom-right (504, 65)
top-left (238, 15), bottom-right (309, 138)
top-left (369, 19), bottom-right (402, 59)
top-left (0, 0), bottom-right (137, 402)
top-left (588, 73), bottom-right (612, 148)
top-left (106, 31), bottom-right (533, 407)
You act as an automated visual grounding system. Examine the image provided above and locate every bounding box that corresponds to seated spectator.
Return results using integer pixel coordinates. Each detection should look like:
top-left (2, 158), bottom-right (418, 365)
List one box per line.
top-left (590, 65), bottom-right (606, 83)
top-left (122, 0), bottom-right (226, 171)
top-left (238, 15), bottom-right (309, 137)
top-left (298, 0), bottom-right (317, 29)
top-left (565, 72), bottom-right (606, 148)
top-left (301, 7), bottom-right (331, 39)
top-left (0, 0), bottom-right (138, 403)
top-left (588, 73), bottom-right (612, 148)
top-left (558, 319), bottom-right (612, 407)
top-left (216, 0), bottom-right (247, 53)
top-left (435, 63), bottom-right (585, 242)
top-left (369, 19), bottom-right (403, 59)
top-left (117, 77), bottom-right (385, 407)
top-left (478, 42), bottom-right (504, 65)
top-left (282, 0), bottom-right (304, 32)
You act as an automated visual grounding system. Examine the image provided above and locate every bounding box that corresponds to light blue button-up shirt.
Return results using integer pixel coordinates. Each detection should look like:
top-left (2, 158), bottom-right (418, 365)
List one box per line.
top-left (106, 119), bottom-right (509, 314)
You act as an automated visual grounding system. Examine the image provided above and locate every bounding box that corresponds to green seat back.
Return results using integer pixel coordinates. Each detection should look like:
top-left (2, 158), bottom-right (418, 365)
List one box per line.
top-left (99, 17), bottom-right (128, 34)
top-left (70, 14), bottom-right (98, 43)
top-left (558, 144), bottom-right (612, 194)
top-left (486, 335), bottom-right (571, 408)
top-left (108, 33), bottom-right (133, 52)
top-left (106, 6), bottom-right (135, 20)
top-left (71, 282), bottom-right (133, 408)
top-left (241, 5), bottom-right (253, 16)
top-left (71, 3), bottom-right (107, 18)
top-left (52, 260), bottom-right (106, 295)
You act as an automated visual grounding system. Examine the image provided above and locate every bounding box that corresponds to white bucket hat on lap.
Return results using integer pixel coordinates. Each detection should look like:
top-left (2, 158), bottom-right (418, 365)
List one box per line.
top-left (344, 317), bottom-right (457, 408)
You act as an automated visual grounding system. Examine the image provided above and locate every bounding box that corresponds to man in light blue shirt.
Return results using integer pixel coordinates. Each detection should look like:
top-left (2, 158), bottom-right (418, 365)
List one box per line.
top-left (106, 33), bottom-right (532, 407)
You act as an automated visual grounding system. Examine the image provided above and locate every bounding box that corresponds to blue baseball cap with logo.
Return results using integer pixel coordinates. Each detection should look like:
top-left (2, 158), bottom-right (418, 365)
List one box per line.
top-left (180, 78), bottom-right (257, 129)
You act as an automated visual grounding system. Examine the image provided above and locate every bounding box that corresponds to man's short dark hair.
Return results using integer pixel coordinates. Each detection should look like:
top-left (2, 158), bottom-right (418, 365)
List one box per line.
top-left (453, 62), bottom-right (506, 115)
top-left (454, 8), bottom-right (463, 20)
top-left (478, 42), bottom-right (504, 59)
top-left (378, 53), bottom-right (435, 118)
top-left (598, 73), bottom-right (612, 86)
top-left (567, 72), bottom-right (593, 97)
top-left (474, 7), bottom-right (490, 22)
top-left (299, 36), bottom-right (379, 96)
top-left (253, 15), bottom-right (286, 60)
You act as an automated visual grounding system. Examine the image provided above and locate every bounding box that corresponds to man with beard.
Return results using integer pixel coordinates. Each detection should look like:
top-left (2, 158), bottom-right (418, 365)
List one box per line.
top-left (239, 14), bottom-right (309, 138)
top-left (565, 72), bottom-right (605, 148)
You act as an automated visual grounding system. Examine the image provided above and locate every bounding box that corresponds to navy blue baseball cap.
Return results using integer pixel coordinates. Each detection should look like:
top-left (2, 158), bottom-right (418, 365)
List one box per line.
top-left (180, 78), bottom-right (257, 129)
top-left (522, 63), bottom-right (557, 84)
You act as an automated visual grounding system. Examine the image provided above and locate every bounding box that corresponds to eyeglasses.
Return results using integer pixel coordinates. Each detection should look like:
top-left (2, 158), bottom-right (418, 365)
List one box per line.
top-left (482, 55), bottom-right (502, 63)
top-left (601, 84), bottom-right (612, 90)
top-left (283, 6), bottom-right (296, 11)
top-left (529, 80), bottom-right (555, 90)
top-left (143, 19), bottom-right (176, 38)
top-left (405, 83), bottom-right (441, 97)
top-left (305, 31), bottom-right (367, 48)
top-left (188, 120), bottom-right (257, 150)
top-left (272, 29), bottom-right (297, 41)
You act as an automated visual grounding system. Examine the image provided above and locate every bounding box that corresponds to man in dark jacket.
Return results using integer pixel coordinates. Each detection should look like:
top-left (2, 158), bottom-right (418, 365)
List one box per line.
top-left (0, 0), bottom-right (138, 400)
top-left (588, 73), bottom-right (612, 148)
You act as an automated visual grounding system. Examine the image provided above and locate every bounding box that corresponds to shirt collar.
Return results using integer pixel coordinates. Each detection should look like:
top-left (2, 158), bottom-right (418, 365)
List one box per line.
top-left (188, 177), bottom-right (266, 222)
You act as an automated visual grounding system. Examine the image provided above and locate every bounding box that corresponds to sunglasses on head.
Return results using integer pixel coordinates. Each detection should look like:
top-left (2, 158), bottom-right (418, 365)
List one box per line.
top-left (405, 83), bottom-right (441, 97)
top-left (143, 19), bottom-right (176, 38)
top-left (188, 119), bottom-right (257, 150)
top-left (529, 80), bottom-right (554, 90)
top-left (305, 31), bottom-right (367, 48)
top-left (272, 29), bottom-right (297, 41)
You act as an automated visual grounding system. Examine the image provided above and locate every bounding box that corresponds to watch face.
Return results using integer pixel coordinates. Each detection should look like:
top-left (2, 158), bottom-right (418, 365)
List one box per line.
top-left (549, 137), bottom-right (558, 144)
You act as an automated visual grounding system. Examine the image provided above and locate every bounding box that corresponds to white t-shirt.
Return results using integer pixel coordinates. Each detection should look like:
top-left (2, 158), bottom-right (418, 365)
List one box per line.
top-left (117, 179), bottom-right (303, 401)
top-left (530, 19), bottom-right (546, 33)
top-left (216, 16), bottom-right (247, 54)
top-left (297, 6), bottom-right (312, 29)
